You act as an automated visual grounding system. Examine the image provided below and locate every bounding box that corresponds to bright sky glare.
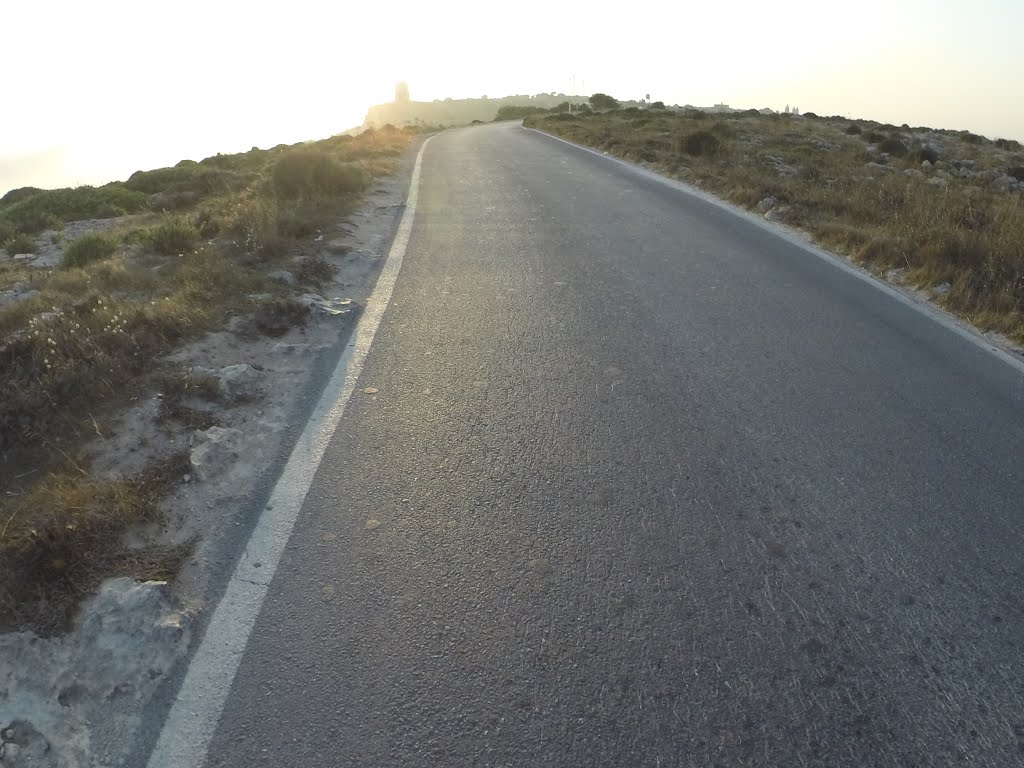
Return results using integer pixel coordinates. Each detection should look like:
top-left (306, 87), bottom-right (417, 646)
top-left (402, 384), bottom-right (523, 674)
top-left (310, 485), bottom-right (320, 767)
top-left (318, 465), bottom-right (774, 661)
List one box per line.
top-left (2, 0), bottom-right (1022, 192)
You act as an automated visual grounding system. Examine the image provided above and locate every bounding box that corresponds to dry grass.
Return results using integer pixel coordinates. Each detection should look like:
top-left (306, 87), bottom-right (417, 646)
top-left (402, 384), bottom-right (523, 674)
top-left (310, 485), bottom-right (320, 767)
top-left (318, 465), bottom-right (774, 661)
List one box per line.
top-left (526, 110), bottom-right (1024, 342)
top-left (0, 125), bottom-right (420, 631)
top-left (0, 453), bottom-right (192, 635)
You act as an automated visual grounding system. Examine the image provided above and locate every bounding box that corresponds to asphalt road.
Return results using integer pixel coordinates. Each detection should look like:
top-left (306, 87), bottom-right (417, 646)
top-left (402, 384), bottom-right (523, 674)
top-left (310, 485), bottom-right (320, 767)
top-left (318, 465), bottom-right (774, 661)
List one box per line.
top-left (200, 121), bottom-right (1024, 767)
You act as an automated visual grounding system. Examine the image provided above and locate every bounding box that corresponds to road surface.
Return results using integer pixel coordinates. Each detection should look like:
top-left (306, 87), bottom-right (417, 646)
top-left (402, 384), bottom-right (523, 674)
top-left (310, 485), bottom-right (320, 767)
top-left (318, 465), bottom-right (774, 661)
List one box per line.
top-left (198, 121), bottom-right (1024, 766)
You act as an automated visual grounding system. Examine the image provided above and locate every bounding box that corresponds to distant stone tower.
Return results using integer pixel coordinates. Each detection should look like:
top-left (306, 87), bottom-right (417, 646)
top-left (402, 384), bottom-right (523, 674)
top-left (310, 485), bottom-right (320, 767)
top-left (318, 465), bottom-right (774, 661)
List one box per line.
top-left (395, 82), bottom-right (410, 104)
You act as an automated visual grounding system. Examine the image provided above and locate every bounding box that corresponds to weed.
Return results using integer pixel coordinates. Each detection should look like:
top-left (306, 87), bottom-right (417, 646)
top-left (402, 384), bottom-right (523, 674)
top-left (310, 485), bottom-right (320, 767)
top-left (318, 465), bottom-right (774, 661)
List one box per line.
top-left (5, 232), bottom-right (36, 254)
top-left (272, 150), bottom-right (370, 201)
top-left (253, 296), bottom-right (308, 336)
top-left (62, 232), bottom-right (118, 268)
top-left (679, 131), bottom-right (721, 157)
top-left (908, 146), bottom-right (940, 164)
top-left (157, 370), bottom-right (221, 430)
top-left (144, 216), bottom-right (199, 256)
top-left (0, 184), bottom-right (146, 234)
top-left (294, 256), bottom-right (335, 286)
top-left (0, 453), bottom-right (192, 635)
top-left (877, 138), bottom-right (909, 157)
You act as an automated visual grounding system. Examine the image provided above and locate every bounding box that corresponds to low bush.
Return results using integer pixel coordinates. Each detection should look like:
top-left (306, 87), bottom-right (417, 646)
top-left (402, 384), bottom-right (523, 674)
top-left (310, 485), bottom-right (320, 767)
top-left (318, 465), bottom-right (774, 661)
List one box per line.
top-left (294, 255), bottom-right (335, 286)
top-left (5, 232), bottom-right (36, 254)
top-left (995, 138), bottom-right (1022, 151)
top-left (61, 231), bottom-right (118, 268)
top-left (845, 124), bottom-right (862, 135)
top-left (253, 296), bottom-right (308, 336)
top-left (0, 187), bottom-right (42, 206)
top-left (494, 105), bottom-right (550, 121)
top-left (908, 146), bottom-right (940, 164)
top-left (877, 138), bottom-right (909, 157)
top-left (125, 164), bottom-right (231, 197)
top-left (0, 184), bottom-right (147, 234)
top-left (679, 130), bottom-right (721, 157)
top-left (1008, 166), bottom-right (1024, 182)
top-left (144, 216), bottom-right (199, 256)
top-left (272, 150), bottom-right (370, 201)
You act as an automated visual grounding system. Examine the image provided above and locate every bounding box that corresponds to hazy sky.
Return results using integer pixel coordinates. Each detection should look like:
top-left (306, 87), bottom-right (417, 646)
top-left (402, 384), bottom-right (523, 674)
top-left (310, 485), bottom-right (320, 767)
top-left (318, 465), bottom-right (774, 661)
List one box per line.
top-left (3, 0), bottom-right (1022, 193)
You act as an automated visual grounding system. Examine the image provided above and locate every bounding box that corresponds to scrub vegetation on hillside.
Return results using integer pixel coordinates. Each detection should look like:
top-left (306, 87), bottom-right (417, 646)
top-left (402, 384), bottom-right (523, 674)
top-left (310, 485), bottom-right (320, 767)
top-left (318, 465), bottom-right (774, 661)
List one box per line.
top-left (0, 125), bottom-right (420, 633)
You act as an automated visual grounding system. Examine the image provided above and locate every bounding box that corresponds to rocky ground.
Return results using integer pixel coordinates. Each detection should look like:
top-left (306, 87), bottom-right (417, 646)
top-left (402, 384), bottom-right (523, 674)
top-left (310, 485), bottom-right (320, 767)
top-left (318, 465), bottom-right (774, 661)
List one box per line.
top-left (0, 152), bottom-right (417, 767)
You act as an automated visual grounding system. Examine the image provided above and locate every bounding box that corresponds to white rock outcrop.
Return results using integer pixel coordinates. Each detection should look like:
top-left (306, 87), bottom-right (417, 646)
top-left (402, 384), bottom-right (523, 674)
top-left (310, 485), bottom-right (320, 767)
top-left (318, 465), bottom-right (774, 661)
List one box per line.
top-left (0, 579), bottom-right (189, 768)
top-left (191, 363), bottom-right (264, 402)
top-left (189, 425), bottom-right (244, 482)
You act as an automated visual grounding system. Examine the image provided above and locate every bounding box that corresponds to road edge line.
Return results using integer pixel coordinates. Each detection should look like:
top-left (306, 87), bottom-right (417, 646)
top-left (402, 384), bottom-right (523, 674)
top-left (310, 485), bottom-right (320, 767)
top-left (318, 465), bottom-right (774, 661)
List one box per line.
top-left (145, 135), bottom-right (434, 768)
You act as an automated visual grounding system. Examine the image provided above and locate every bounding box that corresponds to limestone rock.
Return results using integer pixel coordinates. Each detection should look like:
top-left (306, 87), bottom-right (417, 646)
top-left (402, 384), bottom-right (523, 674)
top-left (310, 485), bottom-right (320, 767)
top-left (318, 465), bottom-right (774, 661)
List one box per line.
top-left (192, 363), bottom-right (264, 402)
top-left (189, 426), bottom-right (244, 481)
top-left (0, 579), bottom-right (189, 768)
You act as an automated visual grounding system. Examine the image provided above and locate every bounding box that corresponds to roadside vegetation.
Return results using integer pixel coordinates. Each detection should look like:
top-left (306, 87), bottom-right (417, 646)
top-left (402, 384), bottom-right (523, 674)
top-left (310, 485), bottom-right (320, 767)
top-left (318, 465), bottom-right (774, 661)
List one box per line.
top-left (0, 125), bottom-right (419, 632)
top-left (525, 107), bottom-right (1024, 343)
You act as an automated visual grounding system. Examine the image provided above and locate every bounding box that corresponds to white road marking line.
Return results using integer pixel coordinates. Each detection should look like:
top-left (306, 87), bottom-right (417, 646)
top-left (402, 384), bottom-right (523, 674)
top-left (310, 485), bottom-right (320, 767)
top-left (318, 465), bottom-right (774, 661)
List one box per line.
top-left (146, 135), bottom-right (434, 768)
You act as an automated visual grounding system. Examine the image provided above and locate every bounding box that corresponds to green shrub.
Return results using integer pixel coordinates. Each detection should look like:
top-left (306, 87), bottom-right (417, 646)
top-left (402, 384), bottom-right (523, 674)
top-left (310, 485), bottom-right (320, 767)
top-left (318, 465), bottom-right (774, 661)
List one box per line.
top-left (650, 101), bottom-right (666, 110)
top-left (0, 187), bottom-right (42, 206)
top-left (679, 130), bottom-right (721, 157)
top-left (125, 164), bottom-right (236, 201)
top-left (908, 146), bottom-right (940, 164)
top-left (494, 105), bottom-right (550, 121)
top-left (62, 232), bottom-right (118, 268)
top-left (683, 109), bottom-right (708, 120)
top-left (254, 297), bottom-right (308, 336)
top-left (877, 138), bottom-right (909, 157)
top-left (0, 184), bottom-right (147, 234)
top-left (272, 150), bottom-right (370, 201)
top-left (1008, 166), bottom-right (1024, 182)
top-left (995, 138), bottom-right (1022, 151)
top-left (864, 130), bottom-right (886, 143)
top-left (589, 93), bottom-right (620, 111)
top-left (144, 216), bottom-right (199, 255)
top-left (5, 232), bottom-right (36, 254)
top-left (845, 124), bottom-right (862, 135)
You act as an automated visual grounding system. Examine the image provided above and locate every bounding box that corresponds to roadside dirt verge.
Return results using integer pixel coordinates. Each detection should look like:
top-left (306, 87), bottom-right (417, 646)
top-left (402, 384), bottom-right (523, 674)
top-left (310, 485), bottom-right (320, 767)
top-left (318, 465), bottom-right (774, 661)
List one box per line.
top-left (0, 137), bottom-right (424, 768)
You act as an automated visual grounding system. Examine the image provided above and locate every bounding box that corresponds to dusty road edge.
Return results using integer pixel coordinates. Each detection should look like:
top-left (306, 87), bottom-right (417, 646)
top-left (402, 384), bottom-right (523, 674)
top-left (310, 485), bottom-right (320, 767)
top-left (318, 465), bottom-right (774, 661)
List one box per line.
top-left (526, 126), bottom-right (1024, 379)
top-left (143, 135), bottom-right (433, 768)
